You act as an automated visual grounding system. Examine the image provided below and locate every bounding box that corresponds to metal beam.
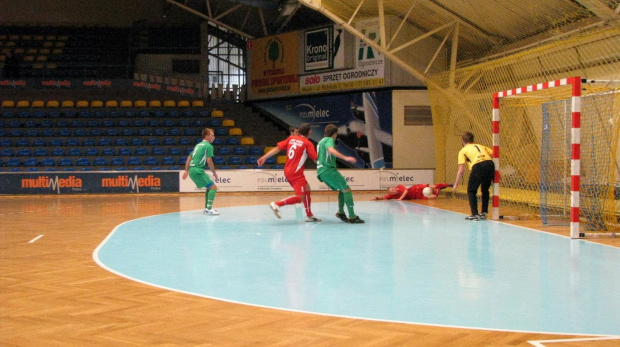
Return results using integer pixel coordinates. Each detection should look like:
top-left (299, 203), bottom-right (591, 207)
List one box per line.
top-left (165, 0), bottom-right (253, 39)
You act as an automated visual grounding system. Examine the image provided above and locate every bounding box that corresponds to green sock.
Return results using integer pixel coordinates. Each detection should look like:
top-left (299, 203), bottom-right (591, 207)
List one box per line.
top-left (206, 189), bottom-right (217, 209)
top-left (344, 191), bottom-right (356, 218)
top-left (338, 191), bottom-right (345, 213)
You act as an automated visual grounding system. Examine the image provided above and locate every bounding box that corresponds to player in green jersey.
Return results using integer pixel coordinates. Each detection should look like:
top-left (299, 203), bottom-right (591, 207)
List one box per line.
top-left (316, 124), bottom-right (364, 224)
top-left (182, 128), bottom-right (220, 215)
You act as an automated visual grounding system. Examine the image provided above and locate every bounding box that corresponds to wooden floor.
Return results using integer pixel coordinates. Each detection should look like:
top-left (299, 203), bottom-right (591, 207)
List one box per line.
top-left (2, 192), bottom-right (618, 347)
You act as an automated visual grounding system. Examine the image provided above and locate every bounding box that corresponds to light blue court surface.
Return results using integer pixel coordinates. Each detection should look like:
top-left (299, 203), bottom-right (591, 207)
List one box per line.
top-left (94, 201), bottom-right (620, 336)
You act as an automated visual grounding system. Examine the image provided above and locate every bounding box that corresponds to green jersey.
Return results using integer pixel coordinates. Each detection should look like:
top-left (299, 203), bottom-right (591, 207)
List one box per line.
top-left (189, 140), bottom-right (214, 168)
top-left (316, 136), bottom-right (337, 176)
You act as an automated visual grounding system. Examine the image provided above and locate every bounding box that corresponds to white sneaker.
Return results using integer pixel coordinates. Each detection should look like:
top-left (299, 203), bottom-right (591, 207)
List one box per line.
top-left (204, 209), bottom-right (220, 215)
top-left (269, 202), bottom-right (281, 219)
top-left (305, 216), bottom-right (321, 222)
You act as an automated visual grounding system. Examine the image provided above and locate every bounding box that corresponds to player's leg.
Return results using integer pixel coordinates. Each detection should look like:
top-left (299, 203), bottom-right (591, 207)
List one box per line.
top-left (466, 167), bottom-right (482, 219)
top-left (432, 183), bottom-right (453, 196)
top-left (478, 161), bottom-right (495, 218)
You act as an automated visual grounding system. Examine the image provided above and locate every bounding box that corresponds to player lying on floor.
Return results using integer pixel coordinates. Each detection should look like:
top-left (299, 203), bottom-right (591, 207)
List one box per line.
top-left (372, 183), bottom-right (453, 201)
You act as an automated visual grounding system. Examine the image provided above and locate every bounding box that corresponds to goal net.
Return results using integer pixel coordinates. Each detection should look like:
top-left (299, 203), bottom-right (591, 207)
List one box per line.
top-left (494, 78), bottom-right (620, 238)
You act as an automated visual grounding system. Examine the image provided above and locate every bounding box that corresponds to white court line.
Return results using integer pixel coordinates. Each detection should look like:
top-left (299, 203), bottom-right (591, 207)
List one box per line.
top-left (529, 336), bottom-right (620, 346)
top-left (28, 235), bottom-right (44, 244)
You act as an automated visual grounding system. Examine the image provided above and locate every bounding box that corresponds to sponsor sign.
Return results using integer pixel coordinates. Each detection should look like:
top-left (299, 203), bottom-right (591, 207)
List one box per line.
top-left (179, 169), bottom-right (433, 192)
top-left (249, 31), bottom-right (299, 97)
top-left (0, 172), bottom-right (179, 195)
top-left (304, 25), bottom-right (345, 72)
top-left (300, 19), bottom-right (385, 94)
top-left (0, 79), bottom-right (128, 89)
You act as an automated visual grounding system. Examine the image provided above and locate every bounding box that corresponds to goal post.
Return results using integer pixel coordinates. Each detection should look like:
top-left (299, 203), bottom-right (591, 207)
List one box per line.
top-left (492, 77), bottom-right (620, 239)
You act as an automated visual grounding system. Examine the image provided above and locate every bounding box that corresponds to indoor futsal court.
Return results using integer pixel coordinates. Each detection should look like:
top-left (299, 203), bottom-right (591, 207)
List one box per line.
top-left (3, 192), bottom-right (619, 346)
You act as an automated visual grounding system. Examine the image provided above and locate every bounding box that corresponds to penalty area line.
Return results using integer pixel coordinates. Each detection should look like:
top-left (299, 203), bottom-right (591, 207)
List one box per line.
top-left (28, 235), bottom-right (44, 244)
top-left (529, 336), bottom-right (620, 346)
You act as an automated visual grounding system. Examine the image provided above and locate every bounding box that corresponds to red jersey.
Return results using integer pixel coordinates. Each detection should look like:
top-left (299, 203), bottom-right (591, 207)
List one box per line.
top-left (383, 184), bottom-right (429, 200)
top-left (276, 135), bottom-right (317, 179)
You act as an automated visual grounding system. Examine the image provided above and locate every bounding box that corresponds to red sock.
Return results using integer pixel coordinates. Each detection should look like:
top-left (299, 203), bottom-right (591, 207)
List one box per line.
top-left (302, 192), bottom-right (312, 217)
top-left (434, 183), bottom-right (452, 195)
top-left (278, 196), bottom-right (301, 206)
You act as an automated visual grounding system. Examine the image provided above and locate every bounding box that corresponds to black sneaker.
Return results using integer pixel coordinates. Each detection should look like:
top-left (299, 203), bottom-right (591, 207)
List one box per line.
top-left (478, 212), bottom-right (487, 220)
top-left (465, 215), bottom-right (479, 221)
top-left (348, 216), bottom-right (365, 224)
top-left (336, 211), bottom-right (348, 222)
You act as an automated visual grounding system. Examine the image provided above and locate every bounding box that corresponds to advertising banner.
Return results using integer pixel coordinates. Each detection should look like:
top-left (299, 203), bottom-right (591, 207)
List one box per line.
top-left (300, 19), bottom-right (384, 94)
top-left (249, 31), bottom-right (299, 97)
top-left (179, 169), bottom-right (434, 192)
top-left (0, 79), bottom-right (129, 89)
top-left (304, 25), bottom-right (345, 72)
top-left (0, 172), bottom-right (179, 195)
top-left (255, 90), bottom-right (392, 169)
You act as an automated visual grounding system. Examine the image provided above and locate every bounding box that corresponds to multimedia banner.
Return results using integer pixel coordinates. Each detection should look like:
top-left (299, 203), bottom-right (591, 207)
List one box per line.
top-left (0, 79), bottom-right (130, 89)
top-left (0, 171), bottom-right (179, 195)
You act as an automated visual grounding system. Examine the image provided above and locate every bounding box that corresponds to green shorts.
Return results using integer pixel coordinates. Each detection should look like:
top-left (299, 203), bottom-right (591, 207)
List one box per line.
top-left (189, 167), bottom-right (214, 189)
top-left (318, 169), bottom-right (350, 191)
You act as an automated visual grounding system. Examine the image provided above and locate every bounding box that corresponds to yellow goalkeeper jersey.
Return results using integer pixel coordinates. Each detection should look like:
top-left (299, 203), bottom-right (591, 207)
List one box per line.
top-left (458, 143), bottom-right (493, 170)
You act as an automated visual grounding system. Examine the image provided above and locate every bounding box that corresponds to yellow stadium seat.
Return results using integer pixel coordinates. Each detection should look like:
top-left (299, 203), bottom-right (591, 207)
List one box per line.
top-left (134, 100), bottom-right (147, 107)
top-left (106, 100), bottom-right (119, 108)
top-left (23, 55), bottom-right (35, 62)
top-left (46, 100), bottom-right (59, 108)
top-left (148, 100), bottom-right (162, 107)
top-left (36, 55), bottom-right (48, 62)
top-left (33, 35), bottom-right (44, 41)
top-left (264, 146), bottom-right (276, 154)
top-left (61, 100), bottom-right (75, 108)
top-left (31, 100), bottom-right (45, 107)
top-left (91, 100), bottom-right (103, 108)
top-left (222, 119), bottom-right (235, 127)
top-left (163, 100), bottom-right (176, 107)
top-left (76, 100), bottom-right (89, 107)
top-left (39, 48), bottom-right (50, 55)
top-left (211, 109), bottom-right (224, 117)
top-left (13, 48), bottom-right (25, 54)
top-left (58, 35), bottom-right (68, 41)
top-left (229, 128), bottom-right (242, 136)
top-left (190, 100), bottom-right (203, 107)
top-left (277, 155), bottom-right (287, 164)
top-left (178, 100), bottom-right (190, 107)
top-left (240, 137), bottom-right (255, 145)
top-left (119, 100), bottom-right (132, 107)
top-left (26, 48), bottom-right (38, 54)
top-left (16, 100), bottom-right (30, 108)
top-left (1, 100), bottom-right (15, 108)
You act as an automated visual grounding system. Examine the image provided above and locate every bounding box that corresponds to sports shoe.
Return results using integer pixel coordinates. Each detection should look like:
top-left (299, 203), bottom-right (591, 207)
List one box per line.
top-left (305, 216), bottom-right (321, 222)
top-left (269, 202), bottom-right (281, 219)
top-left (478, 212), bottom-right (487, 220)
top-left (465, 215), bottom-right (479, 221)
top-left (335, 211), bottom-right (348, 222)
top-left (347, 216), bottom-right (365, 224)
top-left (204, 209), bottom-right (220, 215)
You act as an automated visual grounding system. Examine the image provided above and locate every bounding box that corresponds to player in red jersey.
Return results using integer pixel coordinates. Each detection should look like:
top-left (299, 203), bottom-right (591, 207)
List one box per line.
top-left (372, 183), bottom-right (452, 200)
top-left (257, 123), bottom-right (320, 222)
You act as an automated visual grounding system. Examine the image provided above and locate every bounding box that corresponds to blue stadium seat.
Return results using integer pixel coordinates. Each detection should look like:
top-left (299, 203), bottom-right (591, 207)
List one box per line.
top-left (169, 128), bottom-right (181, 136)
top-left (125, 110), bottom-right (136, 118)
top-left (64, 110), bottom-right (76, 118)
top-left (148, 120), bottom-right (160, 127)
top-left (215, 128), bottom-right (228, 136)
top-left (42, 129), bottom-right (55, 137)
top-left (265, 157), bottom-right (276, 165)
top-left (2, 110), bottom-right (15, 118)
top-left (34, 148), bottom-right (48, 156)
top-left (245, 156), bottom-right (259, 165)
top-left (40, 158), bottom-right (55, 167)
top-left (150, 166), bottom-right (163, 170)
top-left (75, 129), bottom-right (87, 137)
top-left (135, 147), bottom-right (148, 156)
top-left (168, 110), bottom-right (180, 118)
top-left (167, 147), bottom-right (181, 155)
top-left (144, 157), bottom-right (159, 166)
top-left (22, 158), bottom-right (38, 167)
top-left (32, 139), bottom-right (46, 147)
top-left (102, 120), bottom-right (115, 127)
top-left (212, 138), bottom-right (224, 146)
top-left (166, 166), bottom-right (180, 170)
top-left (0, 139), bottom-right (12, 147)
top-left (49, 139), bottom-right (64, 146)
top-left (218, 165), bottom-right (232, 170)
top-left (71, 120), bottom-right (83, 128)
top-left (152, 147), bottom-right (165, 155)
top-left (101, 148), bottom-right (115, 156)
top-left (110, 157), bottom-right (124, 166)
top-left (84, 148), bottom-right (99, 156)
top-left (216, 147), bottom-right (230, 155)
top-left (127, 157), bottom-right (141, 166)
top-left (177, 157), bottom-right (187, 165)
top-left (227, 156), bottom-right (242, 165)
top-left (248, 146), bottom-right (262, 155)
top-left (24, 120), bottom-right (36, 128)
top-left (114, 138), bottom-right (128, 146)
top-left (25, 129), bottom-right (39, 137)
top-left (163, 137), bottom-right (176, 146)
top-left (184, 128), bottom-right (197, 136)
top-left (17, 149), bottom-right (32, 157)
top-left (66, 138), bottom-right (79, 146)
top-left (139, 110), bottom-right (150, 118)
top-left (198, 110), bottom-right (210, 117)
top-left (51, 148), bottom-right (66, 156)
top-left (68, 148), bottom-right (82, 156)
top-left (118, 120), bottom-right (130, 127)
top-left (78, 110), bottom-right (91, 118)
top-left (236, 165), bottom-right (249, 169)
top-left (133, 120), bottom-right (146, 127)
top-left (98, 138), bottom-right (111, 146)
top-left (153, 129), bottom-right (165, 136)
top-left (75, 158), bottom-right (91, 166)
top-left (93, 157), bottom-right (108, 166)
top-left (15, 139), bottom-right (29, 147)
top-left (161, 157), bottom-right (175, 165)
top-left (118, 147), bottom-right (131, 156)
top-left (18, 111), bottom-right (31, 118)
top-left (56, 120), bottom-right (68, 127)
top-left (106, 129), bottom-right (119, 136)
top-left (193, 119), bottom-right (205, 127)
top-left (146, 138), bottom-right (160, 146)
top-left (179, 120), bottom-right (190, 127)
top-left (94, 110), bottom-right (106, 118)
top-left (179, 138), bottom-right (191, 146)
top-left (270, 165), bottom-right (284, 169)
top-left (90, 129), bottom-right (103, 136)
top-left (182, 110), bottom-right (195, 117)
top-left (58, 129), bottom-right (71, 137)
top-left (233, 146), bottom-right (246, 155)
top-left (57, 158), bottom-right (73, 166)
top-left (163, 119), bottom-right (176, 127)
top-left (33, 110), bottom-right (45, 118)
top-left (133, 166), bottom-right (146, 171)
top-left (6, 158), bottom-right (21, 167)
top-left (154, 110), bottom-right (166, 118)
top-left (87, 120), bottom-right (100, 127)
top-left (225, 137), bottom-right (240, 146)
top-left (1, 148), bottom-right (14, 157)
top-left (9, 129), bottom-right (24, 137)
top-left (48, 111), bottom-right (61, 118)
top-left (184, 147), bottom-right (193, 155)
top-left (40, 120), bottom-right (53, 128)
top-left (130, 138), bottom-right (144, 146)
top-left (122, 128), bottom-right (134, 136)
top-left (82, 138), bottom-right (96, 146)
top-left (8, 120), bottom-right (21, 128)
top-left (207, 119), bottom-right (222, 127)
top-left (0, 129), bottom-right (5, 137)
top-left (79, 167), bottom-right (93, 171)
top-left (138, 128), bottom-right (150, 136)
top-left (109, 110), bottom-right (121, 118)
